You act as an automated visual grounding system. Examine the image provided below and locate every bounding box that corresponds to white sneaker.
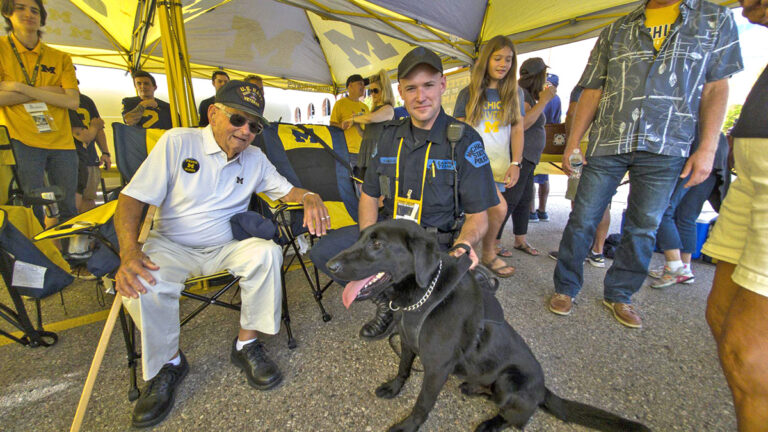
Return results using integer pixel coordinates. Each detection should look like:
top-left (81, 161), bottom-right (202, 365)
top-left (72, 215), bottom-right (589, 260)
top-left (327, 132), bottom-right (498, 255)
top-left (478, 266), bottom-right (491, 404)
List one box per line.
top-left (650, 266), bottom-right (695, 289)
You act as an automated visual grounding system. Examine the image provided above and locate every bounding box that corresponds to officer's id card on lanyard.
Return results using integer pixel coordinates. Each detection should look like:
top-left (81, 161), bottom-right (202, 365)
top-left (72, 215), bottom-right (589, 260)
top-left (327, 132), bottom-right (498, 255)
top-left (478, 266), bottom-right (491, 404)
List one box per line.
top-left (9, 36), bottom-right (57, 133)
top-left (393, 137), bottom-right (432, 224)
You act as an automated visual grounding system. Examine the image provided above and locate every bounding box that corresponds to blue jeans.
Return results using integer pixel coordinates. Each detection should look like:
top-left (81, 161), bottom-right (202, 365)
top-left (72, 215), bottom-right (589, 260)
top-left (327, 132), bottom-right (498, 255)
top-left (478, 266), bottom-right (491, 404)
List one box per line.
top-left (12, 140), bottom-right (78, 224)
top-left (554, 152), bottom-right (686, 304)
top-left (656, 173), bottom-right (718, 254)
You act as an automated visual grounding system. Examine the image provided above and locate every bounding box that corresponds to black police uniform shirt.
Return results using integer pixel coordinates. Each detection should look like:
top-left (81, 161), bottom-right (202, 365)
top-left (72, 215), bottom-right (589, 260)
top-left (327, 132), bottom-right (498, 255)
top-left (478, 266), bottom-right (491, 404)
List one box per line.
top-left (363, 108), bottom-right (499, 233)
top-left (198, 95), bottom-right (215, 127)
top-left (121, 96), bottom-right (174, 130)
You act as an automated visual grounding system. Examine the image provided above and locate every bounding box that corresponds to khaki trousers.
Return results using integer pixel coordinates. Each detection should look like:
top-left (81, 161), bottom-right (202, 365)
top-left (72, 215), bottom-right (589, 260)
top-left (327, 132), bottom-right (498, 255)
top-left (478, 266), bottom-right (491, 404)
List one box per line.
top-left (122, 232), bottom-right (283, 380)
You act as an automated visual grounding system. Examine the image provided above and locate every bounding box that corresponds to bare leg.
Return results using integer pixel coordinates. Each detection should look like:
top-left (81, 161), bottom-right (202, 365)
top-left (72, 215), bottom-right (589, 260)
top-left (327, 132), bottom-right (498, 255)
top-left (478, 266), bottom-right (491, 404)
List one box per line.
top-left (80, 199), bottom-right (97, 213)
top-left (717, 285), bottom-right (768, 431)
top-left (592, 207), bottom-right (611, 254)
top-left (537, 180), bottom-right (549, 213)
top-left (706, 262), bottom-right (741, 343)
top-left (484, 189), bottom-right (515, 275)
top-left (663, 249), bottom-right (682, 262)
top-left (681, 252), bottom-right (692, 265)
top-left (238, 329), bottom-right (259, 341)
top-left (483, 189), bottom-right (507, 262)
top-left (75, 192), bottom-right (83, 213)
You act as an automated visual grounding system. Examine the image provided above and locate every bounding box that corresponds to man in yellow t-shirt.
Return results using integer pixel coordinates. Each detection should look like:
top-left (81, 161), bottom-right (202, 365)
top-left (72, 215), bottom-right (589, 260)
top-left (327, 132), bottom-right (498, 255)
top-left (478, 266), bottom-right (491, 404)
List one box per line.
top-left (0, 0), bottom-right (80, 226)
top-left (646, 0), bottom-right (682, 51)
top-left (330, 74), bottom-right (369, 167)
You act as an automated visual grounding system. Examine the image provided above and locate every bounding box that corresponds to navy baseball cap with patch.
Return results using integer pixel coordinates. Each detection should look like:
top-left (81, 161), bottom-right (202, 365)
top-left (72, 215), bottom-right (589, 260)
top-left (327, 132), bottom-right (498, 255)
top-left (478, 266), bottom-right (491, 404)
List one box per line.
top-left (215, 80), bottom-right (266, 123)
top-left (398, 46), bottom-right (443, 79)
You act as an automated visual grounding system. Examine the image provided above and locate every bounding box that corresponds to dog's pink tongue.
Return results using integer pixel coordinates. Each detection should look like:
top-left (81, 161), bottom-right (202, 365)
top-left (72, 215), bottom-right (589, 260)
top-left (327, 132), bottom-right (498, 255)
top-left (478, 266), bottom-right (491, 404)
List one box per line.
top-left (342, 275), bottom-right (376, 309)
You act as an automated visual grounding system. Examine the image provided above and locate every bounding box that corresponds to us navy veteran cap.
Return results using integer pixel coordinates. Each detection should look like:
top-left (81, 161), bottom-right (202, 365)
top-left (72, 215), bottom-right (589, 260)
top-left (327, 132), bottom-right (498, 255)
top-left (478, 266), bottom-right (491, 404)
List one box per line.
top-left (215, 80), bottom-right (266, 123)
top-left (397, 46), bottom-right (443, 79)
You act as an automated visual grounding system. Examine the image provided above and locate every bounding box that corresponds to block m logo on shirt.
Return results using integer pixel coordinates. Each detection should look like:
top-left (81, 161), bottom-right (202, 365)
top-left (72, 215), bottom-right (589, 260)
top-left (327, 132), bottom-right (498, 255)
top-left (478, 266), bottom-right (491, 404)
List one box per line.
top-left (484, 120), bottom-right (500, 133)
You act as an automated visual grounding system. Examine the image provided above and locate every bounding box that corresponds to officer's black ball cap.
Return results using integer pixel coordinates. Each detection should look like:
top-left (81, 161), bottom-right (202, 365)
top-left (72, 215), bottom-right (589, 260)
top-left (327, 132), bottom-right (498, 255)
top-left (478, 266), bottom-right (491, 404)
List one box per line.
top-left (398, 46), bottom-right (443, 79)
top-left (215, 80), bottom-right (267, 124)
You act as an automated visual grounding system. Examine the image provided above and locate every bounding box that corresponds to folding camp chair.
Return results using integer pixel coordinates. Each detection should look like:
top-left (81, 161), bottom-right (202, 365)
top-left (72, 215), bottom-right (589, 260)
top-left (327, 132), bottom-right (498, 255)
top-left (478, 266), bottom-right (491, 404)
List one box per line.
top-left (112, 123), bottom-right (168, 185)
top-left (257, 122), bottom-right (360, 323)
top-left (0, 125), bottom-right (23, 206)
top-left (0, 207), bottom-right (74, 347)
top-left (37, 124), bottom-right (294, 400)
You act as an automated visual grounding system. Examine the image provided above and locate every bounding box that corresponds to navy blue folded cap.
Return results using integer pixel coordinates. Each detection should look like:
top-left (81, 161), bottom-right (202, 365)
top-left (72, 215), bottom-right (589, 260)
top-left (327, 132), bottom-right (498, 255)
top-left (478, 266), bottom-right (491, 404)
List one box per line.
top-left (230, 211), bottom-right (278, 241)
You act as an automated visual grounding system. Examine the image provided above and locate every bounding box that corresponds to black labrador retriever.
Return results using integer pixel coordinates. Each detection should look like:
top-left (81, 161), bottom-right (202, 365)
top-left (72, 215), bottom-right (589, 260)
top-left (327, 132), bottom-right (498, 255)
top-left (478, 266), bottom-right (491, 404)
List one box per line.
top-left (327, 219), bottom-right (650, 432)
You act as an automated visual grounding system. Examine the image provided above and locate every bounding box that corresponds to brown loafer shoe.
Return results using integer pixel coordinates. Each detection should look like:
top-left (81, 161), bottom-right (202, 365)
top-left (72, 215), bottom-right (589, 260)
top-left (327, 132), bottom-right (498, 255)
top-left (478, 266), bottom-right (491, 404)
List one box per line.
top-left (603, 300), bottom-right (642, 328)
top-left (548, 293), bottom-right (573, 316)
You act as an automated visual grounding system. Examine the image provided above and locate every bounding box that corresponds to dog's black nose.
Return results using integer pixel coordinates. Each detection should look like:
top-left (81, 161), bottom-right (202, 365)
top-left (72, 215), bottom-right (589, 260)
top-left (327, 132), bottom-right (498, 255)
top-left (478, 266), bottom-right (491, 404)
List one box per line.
top-left (327, 259), bottom-right (341, 274)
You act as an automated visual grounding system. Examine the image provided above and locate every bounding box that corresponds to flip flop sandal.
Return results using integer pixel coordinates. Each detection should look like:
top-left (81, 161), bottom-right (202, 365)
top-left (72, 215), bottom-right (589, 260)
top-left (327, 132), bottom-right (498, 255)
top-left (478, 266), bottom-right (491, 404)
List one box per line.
top-left (514, 243), bottom-right (540, 256)
top-left (496, 246), bottom-right (514, 258)
top-left (482, 258), bottom-right (515, 278)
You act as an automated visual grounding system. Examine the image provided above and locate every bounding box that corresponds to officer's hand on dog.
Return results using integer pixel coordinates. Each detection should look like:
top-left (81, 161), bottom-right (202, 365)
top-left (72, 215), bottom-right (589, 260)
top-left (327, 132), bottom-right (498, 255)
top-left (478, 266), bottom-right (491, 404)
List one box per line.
top-left (115, 249), bottom-right (159, 299)
top-left (302, 193), bottom-right (331, 237)
top-left (449, 242), bottom-right (479, 269)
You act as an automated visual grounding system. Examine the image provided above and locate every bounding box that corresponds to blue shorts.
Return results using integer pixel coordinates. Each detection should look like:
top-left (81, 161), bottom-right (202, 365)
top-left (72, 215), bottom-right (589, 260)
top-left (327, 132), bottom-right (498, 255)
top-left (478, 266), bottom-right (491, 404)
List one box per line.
top-left (533, 174), bottom-right (549, 184)
top-left (495, 182), bottom-right (505, 193)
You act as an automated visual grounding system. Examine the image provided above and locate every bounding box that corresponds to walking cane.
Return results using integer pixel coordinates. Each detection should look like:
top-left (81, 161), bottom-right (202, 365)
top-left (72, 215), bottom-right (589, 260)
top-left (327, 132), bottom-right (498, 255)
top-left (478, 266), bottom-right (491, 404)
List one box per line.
top-left (70, 206), bottom-right (156, 432)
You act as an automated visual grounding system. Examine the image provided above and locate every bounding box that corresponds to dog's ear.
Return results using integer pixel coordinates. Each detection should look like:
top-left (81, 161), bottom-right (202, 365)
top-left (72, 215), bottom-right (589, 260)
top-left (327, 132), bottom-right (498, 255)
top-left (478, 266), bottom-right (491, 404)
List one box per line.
top-left (409, 233), bottom-right (440, 288)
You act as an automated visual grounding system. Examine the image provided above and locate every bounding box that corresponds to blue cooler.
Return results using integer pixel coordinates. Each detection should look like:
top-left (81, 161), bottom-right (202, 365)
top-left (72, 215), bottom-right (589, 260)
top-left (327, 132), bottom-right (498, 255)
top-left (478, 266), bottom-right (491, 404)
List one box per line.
top-left (693, 213), bottom-right (718, 260)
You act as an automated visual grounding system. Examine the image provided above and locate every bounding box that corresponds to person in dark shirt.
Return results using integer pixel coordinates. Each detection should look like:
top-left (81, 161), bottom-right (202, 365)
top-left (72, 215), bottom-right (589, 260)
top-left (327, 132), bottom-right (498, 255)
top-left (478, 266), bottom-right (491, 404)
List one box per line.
top-left (702, 1), bottom-right (768, 429)
top-left (121, 70), bottom-right (173, 129)
top-left (530, 72), bottom-right (561, 223)
top-left (70, 92), bottom-right (110, 213)
top-left (198, 70), bottom-right (230, 127)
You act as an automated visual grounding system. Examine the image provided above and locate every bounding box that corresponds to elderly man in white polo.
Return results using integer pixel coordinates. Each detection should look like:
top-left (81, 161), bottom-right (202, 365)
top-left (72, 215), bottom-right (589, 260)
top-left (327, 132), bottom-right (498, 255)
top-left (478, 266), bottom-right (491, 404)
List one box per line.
top-left (114, 80), bottom-right (330, 428)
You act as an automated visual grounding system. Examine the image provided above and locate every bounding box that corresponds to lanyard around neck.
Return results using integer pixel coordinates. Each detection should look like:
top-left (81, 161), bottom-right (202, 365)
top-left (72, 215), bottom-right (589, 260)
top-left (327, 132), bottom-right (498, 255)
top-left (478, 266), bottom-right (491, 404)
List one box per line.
top-left (8, 35), bottom-right (43, 87)
top-left (394, 137), bottom-right (432, 202)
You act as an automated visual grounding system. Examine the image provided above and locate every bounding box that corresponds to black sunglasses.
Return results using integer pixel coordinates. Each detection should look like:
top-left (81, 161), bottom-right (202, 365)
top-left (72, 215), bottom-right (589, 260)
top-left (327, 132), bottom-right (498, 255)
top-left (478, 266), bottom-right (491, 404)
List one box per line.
top-left (219, 108), bottom-right (264, 135)
top-left (369, 88), bottom-right (380, 94)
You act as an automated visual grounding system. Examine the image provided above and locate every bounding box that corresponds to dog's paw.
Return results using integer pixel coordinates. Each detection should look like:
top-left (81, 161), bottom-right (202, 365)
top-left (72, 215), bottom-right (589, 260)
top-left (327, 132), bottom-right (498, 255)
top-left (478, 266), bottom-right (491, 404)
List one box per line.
top-left (375, 379), bottom-right (404, 399)
top-left (474, 416), bottom-right (507, 432)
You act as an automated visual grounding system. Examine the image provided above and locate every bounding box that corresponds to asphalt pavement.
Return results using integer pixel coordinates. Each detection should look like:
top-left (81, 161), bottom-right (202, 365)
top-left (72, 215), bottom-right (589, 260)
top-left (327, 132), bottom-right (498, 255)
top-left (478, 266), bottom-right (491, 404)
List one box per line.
top-left (0, 176), bottom-right (736, 431)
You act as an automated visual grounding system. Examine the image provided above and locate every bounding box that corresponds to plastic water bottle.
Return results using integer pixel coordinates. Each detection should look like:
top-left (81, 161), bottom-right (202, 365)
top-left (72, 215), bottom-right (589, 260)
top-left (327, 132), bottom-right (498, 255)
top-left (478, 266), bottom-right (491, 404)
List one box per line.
top-left (569, 149), bottom-right (583, 179)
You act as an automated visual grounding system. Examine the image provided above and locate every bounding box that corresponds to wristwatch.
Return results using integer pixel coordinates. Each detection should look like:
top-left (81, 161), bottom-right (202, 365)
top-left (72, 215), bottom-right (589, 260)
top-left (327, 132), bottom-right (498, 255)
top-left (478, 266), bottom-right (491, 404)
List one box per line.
top-left (510, 161), bottom-right (521, 167)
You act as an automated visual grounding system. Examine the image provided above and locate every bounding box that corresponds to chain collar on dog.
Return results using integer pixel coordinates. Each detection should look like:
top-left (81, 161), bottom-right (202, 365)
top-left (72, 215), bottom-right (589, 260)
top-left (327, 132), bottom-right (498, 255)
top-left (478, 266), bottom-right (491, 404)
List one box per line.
top-left (390, 260), bottom-right (442, 312)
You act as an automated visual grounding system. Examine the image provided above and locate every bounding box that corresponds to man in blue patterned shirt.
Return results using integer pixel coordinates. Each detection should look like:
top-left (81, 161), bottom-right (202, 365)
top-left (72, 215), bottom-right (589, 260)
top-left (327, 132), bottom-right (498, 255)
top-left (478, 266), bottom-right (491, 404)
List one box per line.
top-left (548, 0), bottom-right (743, 328)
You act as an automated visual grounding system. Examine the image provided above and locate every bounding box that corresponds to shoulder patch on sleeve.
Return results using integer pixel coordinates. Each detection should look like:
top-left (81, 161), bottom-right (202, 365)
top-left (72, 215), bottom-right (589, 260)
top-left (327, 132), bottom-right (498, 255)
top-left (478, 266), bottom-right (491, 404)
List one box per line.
top-left (464, 141), bottom-right (489, 168)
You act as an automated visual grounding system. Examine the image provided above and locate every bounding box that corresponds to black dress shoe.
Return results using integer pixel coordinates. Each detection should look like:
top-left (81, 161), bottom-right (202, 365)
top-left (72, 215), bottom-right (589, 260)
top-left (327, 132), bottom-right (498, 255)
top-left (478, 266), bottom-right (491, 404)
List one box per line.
top-left (230, 338), bottom-right (283, 390)
top-left (132, 351), bottom-right (189, 428)
top-left (359, 292), bottom-right (394, 340)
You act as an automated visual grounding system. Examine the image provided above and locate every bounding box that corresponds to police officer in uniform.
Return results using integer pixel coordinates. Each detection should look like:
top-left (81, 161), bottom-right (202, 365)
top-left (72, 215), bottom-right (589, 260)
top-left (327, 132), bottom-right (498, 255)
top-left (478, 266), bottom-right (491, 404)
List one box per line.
top-left (309, 46), bottom-right (498, 340)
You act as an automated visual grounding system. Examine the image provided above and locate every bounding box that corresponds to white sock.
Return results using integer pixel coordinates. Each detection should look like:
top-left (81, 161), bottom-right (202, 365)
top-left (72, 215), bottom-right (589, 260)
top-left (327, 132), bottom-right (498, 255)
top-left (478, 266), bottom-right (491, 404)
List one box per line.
top-left (166, 354), bottom-right (181, 366)
top-left (236, 337), bottom-right (258, 351)
top-left (666, 260), bottom-right (684, 272)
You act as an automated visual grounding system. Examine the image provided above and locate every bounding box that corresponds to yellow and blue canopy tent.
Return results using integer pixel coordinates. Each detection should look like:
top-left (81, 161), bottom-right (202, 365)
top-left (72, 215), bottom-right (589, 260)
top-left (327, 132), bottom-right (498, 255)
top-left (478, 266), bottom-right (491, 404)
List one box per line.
top-left (42, 0), bottom-right (740, 130)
